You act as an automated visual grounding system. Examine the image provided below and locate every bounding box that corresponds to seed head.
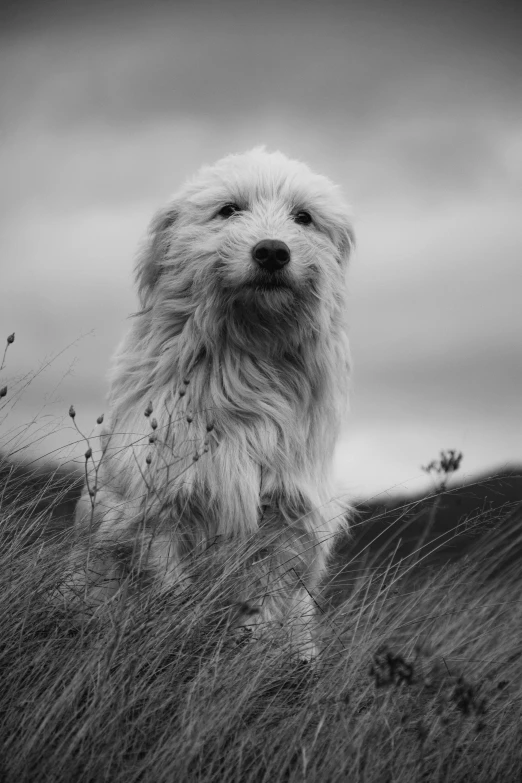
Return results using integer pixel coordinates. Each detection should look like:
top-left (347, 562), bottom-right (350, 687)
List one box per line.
top-left (192, 452), bottom-right (199, 462)
top-left (440, 449), bottom-right (463, 474)
top-left (206, 423), bottom-right (214, 433)
top-left (179, 388), bottom-right (186, 397)
top-left (370, 646), bottom-right (414, 688)
top-left (422, 449), bottom-right (463, 477)
top-left (96, 414), bottom-right (104, 425)
top-left (145, 453), bottom-right (152, 465)
top-left (7, 333), bottom-right (15, 344)
top-left (84, 447), bottom-right (92, 460)
top-left (144, 401), bottom-right (153, 418)
top-left (183, 378), bottom-right (190, 385)
top-left (186, 415), bottom-right (193, 424)
top-left (237, 601), bottom-right (260, 617)
top-left (0, 386), bottom-right (6, 398)
top-left (149, 434), bottom-right (156, 444)
top-left (69, 405), bottom-right (76, 419)
top-left (150, 417), bottom-right (158, 430)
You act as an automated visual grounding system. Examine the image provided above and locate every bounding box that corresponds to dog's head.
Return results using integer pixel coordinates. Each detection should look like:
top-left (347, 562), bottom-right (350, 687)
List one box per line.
top-left (135, 148), bottom-right (354, 340)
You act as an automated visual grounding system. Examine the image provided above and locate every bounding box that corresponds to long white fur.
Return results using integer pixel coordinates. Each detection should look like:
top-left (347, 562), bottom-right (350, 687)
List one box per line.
top-left (72, 148), bottom-right (354, 655)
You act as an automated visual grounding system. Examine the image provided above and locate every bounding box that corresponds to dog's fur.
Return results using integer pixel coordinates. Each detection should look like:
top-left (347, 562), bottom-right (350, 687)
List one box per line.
top-left (70, 148), bottom-right (353, 656)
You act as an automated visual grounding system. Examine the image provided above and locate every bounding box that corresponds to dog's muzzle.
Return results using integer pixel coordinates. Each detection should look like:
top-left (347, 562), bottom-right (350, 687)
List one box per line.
top-left (251, 239), bottom-right (291, 273)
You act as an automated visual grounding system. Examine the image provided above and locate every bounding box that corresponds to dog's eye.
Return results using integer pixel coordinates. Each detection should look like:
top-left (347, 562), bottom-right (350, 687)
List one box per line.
top-left (218, 203), bottom-right (242, 219)
top-left (293, 210), bottom-right (313, 226)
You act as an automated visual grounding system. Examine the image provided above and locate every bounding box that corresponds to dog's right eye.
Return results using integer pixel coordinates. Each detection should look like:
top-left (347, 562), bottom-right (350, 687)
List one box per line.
top-left (218, 203), bottom-right (241, 219)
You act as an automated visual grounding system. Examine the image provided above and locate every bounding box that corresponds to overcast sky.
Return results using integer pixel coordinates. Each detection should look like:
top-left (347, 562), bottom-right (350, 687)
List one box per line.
top-left (1, 0), bottom-right (521, 498)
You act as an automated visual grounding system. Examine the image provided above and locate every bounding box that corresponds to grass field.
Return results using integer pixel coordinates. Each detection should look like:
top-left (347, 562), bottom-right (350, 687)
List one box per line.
top-left (1, 452), bottom-right (521, 783)
top-left (1, 334), bottom-right (522, 782)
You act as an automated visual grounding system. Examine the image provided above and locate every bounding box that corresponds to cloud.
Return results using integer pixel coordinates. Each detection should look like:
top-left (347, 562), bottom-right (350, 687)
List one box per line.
top-left (2, 0), bottom-right (521, 220)
top-left (3, 0), bottom-right (521, 126)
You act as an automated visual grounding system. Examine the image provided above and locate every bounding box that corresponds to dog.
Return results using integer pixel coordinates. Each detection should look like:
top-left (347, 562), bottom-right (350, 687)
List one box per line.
top-left (69, 148), bottom-right (354, 657)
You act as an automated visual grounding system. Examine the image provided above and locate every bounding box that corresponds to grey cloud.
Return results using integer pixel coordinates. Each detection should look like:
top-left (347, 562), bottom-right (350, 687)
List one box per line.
top-left (353, 344), bottom-right (522, 415)
top-left (2, 0), bottom-right (521, 132)
top-left (2, 0), bottom-right (520, 214)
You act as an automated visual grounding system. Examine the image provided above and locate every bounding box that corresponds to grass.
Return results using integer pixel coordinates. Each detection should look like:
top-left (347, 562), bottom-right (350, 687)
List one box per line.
top-left (1, 333), bottom-right (522, 782)
top-left (1, 457), bottom-right (522, 782)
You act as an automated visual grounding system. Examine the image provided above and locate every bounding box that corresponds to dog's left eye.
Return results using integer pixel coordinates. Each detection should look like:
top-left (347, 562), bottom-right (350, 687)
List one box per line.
top-left (293, 211), bottom-right (313, 226)
top-left (218, 203), bottom-right (242, 218)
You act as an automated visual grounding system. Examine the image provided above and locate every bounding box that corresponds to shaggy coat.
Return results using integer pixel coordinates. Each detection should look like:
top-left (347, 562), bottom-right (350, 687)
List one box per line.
top-left (72, 148), bottom-right (354, 655)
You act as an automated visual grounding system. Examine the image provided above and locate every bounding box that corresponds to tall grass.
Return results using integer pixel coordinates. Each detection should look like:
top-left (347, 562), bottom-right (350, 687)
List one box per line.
top-left (1, 460), bottom-right (521, 782)
top-left (1, 333), bottom-right (522, 782)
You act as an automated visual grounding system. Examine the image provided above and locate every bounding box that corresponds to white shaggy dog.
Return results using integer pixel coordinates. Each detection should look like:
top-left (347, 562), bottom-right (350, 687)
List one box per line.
top-left (71, 148), bottom-right (354, 656)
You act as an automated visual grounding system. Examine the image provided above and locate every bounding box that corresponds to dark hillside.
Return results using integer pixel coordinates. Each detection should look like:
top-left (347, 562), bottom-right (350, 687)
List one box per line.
top-left (0, 455), bottom-right (81, 543)
top-left (330, 467), bottom-right (522, 602)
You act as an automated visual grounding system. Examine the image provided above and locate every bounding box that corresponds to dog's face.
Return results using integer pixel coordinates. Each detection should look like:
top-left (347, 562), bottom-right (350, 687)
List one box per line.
top-left (136, 149), bottom-right (354, 333)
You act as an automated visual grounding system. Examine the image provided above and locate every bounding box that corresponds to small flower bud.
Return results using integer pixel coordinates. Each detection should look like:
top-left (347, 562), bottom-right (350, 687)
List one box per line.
top-left (192, 452), bottom-right (199, 462)
top-left (7, 333), bottom-right (15, 344)
top-left (186, 415), bottom-right (193, 424)
top-left (183, 378), bottom-right (190, 385)
top-left (0, 386), bottom-right (6, 398)
top-left (96, 414), bottom-right (104, 425)
top-left (85, 447), bottom-right (92, 460)
top-left (144, 401), bottom-right (153, 417)
top-left (89, 489), bottom-right (96, 498)
top-left (69, 405), bottom-right (76, 419)
top-left (150, 417), bottom-right (158, 430)
top-left (146, 453), bottom-right (152, 465)
top-left (206, 423), bottom-right (214, 433)
top-left (148, 435), bottom-right (156, 444)
top-left (179, 388), bottom-right (186, 397)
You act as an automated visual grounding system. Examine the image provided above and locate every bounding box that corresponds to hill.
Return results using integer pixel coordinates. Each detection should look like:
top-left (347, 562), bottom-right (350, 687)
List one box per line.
top-left (330, 467), bottom-right (522, 602)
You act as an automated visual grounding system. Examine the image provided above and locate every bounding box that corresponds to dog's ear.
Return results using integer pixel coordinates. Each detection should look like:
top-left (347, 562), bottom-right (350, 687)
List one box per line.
top-left (335, 217), bottom-right (355, 265)
top-left (135, 203), bottom-right (178, 303)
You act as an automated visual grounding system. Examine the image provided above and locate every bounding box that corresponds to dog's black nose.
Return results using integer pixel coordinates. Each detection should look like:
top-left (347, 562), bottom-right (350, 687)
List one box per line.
top-left (251, 239), bottom-right (291, 272)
